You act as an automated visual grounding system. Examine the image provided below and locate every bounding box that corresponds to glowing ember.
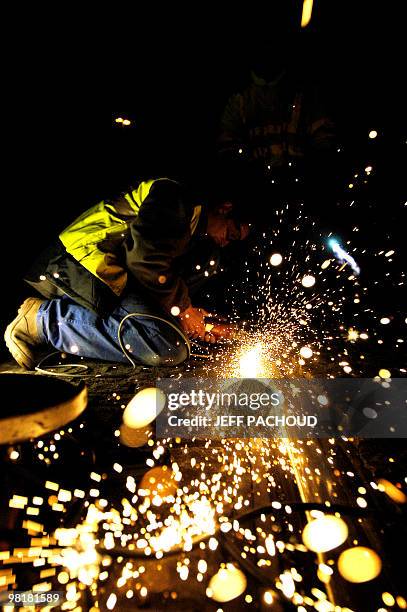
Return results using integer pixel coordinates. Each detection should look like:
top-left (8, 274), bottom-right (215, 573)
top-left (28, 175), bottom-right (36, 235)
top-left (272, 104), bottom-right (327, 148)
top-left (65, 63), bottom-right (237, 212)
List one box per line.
top-left (270, 253), bottom-right (283, 266)
top-left (120, 423), bottom-right (152, 447)
top-left (123, 387), bottom-right (166, 429)
top-left (377, 479), bottom-right (407, 504)
top-left (299, 346), bottom-right (313, 359)
top-left (207, 564), bottom-right (247, 602)
top-left (139, 466), bottom-right (178, 500)
top-left (337, 546), bottom-right (382, 583)
top-left (302, 515), bottom-right (348, 553)
top-left (347, 327), bottom-right (359, 341)
top-left (301, 274), bottom-right (316, 288)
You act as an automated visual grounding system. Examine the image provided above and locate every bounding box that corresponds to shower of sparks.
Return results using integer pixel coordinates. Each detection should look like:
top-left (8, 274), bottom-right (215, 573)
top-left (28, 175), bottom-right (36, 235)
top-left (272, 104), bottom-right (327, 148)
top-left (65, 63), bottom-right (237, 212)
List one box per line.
top-left (1, 144), bottom-right (406, 610)
top-left (238, 342), bottom-right (265, 377)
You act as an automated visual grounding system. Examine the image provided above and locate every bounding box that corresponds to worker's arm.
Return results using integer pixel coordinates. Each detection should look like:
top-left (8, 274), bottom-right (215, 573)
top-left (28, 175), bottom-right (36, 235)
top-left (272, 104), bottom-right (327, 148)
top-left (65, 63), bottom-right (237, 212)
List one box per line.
top-left (126, 180), bottom-right (236, 343)
top-left (125, 180), bottom-right (193, 313)
top-left (179, 307), bottom-right (238, 343)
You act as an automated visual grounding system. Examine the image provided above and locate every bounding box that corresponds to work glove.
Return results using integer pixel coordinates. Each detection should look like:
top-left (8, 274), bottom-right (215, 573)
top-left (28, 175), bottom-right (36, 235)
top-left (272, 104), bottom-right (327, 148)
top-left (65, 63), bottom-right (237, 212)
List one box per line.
top-left (178, 306), bottom-right (237, 343)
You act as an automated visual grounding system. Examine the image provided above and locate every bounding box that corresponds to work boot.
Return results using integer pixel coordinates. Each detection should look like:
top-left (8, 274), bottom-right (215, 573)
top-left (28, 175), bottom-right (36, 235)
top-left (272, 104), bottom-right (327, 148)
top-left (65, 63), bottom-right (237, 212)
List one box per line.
top-left (4, 298), bottom-right (45, 370)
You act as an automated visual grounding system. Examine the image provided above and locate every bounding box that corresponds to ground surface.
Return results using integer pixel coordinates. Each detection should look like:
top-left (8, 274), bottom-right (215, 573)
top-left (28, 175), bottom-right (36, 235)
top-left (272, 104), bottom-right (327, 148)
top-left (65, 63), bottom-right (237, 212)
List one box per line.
top-left (0, 353), bottom-right (406, 611)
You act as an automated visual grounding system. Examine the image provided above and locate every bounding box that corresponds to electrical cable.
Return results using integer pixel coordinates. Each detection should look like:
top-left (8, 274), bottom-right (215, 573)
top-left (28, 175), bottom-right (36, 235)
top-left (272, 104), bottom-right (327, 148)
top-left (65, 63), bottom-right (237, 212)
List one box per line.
top-left (34, 312), bottom-right (194, 377)
top-left (35, 352), bottom-right (92, 377)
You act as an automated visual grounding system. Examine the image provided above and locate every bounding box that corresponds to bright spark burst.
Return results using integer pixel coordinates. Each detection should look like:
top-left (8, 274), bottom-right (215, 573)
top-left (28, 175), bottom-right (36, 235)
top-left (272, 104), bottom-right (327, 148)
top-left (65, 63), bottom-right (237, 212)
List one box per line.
top-left (328, 238), bottom-right (361, 275)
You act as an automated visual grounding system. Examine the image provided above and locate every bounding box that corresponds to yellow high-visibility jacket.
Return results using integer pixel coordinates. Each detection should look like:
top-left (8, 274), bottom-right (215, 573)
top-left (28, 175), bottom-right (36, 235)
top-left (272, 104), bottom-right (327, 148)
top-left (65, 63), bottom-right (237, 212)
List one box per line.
top-left (26, 179), bottom-right (204, 314)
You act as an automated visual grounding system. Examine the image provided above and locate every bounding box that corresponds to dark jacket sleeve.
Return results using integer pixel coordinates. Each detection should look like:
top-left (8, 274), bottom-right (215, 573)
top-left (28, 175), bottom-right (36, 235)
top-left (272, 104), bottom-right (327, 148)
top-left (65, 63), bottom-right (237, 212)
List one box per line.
top-left (124, 180), bottom-right (193, 313)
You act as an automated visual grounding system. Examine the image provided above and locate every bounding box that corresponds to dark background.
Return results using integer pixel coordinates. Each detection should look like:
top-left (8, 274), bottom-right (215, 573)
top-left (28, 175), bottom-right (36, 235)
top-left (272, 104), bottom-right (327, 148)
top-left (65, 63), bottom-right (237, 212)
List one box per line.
top-left (3, 2), bottom-right (405, 355)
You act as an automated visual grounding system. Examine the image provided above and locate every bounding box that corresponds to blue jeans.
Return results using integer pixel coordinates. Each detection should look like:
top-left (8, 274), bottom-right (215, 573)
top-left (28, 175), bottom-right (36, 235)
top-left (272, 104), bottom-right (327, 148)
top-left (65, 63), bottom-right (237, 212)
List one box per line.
top-left (37, 294), bottom-right (188, 366)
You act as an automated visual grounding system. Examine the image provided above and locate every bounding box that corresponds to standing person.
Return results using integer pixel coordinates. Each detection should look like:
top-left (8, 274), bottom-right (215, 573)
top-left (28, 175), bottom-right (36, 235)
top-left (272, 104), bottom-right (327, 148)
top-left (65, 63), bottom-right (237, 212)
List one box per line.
top-left (218, 43), bottom-right (336, 193)
top-left (4, 177), bottom-right (250, 369)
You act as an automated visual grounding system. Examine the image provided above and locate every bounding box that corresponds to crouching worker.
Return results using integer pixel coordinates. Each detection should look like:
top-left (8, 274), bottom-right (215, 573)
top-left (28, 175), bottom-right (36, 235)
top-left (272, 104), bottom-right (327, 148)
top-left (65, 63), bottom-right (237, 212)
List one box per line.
top-left (4, 177), bottom-right (250, 369)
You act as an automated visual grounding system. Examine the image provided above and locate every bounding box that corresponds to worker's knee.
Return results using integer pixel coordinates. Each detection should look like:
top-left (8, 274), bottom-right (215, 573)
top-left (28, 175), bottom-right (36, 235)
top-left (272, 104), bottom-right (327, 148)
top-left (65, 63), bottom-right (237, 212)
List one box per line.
top-left (122, 329), bottom-right (188, 366)
top-left (141, 336), bottom-right (188, 367)
top-left (167, 339), bottom-right (189, 365)
top-left (120, 315), bottom-right (189, 367)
